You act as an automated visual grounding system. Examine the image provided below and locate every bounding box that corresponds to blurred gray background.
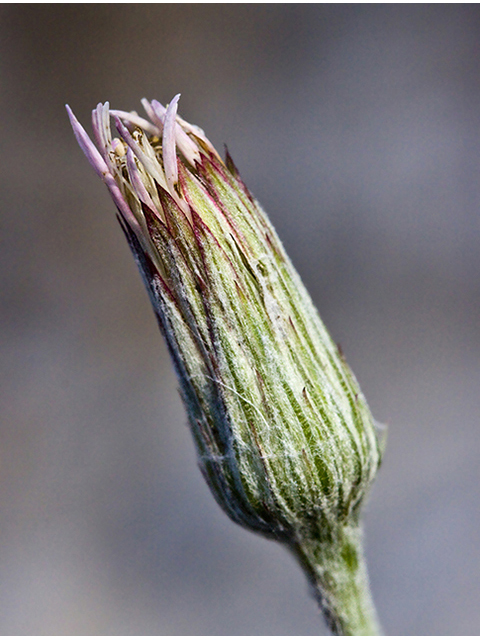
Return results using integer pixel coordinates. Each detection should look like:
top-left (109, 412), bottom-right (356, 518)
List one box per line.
top-left (1, 4), bottom-right (479, 634)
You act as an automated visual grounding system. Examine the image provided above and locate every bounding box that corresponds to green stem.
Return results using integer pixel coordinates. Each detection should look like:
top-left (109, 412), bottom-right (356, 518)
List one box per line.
top-left (290, 524), bottom-right (381, 636)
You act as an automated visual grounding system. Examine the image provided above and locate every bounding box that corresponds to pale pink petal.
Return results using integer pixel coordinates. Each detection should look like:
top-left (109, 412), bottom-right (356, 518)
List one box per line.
top-left (66, 104), bottom-right (110, 179)
top-left (126, 148), bottom-right (163, 221)
top-left (66, 105), bottom-right (141, 235)
top-left (163, 94), bottom-right (180, 194)
top-left (110, 109), bottom-right (160, 136)
top-left (151, 99), bottom-right (199, 166)
top-left (175, 113), bottom-right (220, 159)
top-left (146, 99), bottom-right (166, 132)
top-left (114, 116), bottom-right (167, 190)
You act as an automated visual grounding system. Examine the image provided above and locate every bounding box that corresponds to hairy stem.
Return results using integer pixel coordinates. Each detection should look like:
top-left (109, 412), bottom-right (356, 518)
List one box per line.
top-left (290, 524), bottom-right (381, 636)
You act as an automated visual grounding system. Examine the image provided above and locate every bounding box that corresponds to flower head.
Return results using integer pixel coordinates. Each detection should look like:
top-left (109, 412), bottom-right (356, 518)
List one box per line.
top-left (68, 96), bottom-right (384, 634)
top-left (67, 95), bottom-right (383, 540)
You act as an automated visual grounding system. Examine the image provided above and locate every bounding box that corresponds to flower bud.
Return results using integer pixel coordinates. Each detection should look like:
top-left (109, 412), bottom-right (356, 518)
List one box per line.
top-left (67, 96), bottom-right (384, 635)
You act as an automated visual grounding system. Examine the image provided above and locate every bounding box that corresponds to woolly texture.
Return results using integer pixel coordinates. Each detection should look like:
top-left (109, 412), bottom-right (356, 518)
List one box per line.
top-left (68, 97), bottom-right (384, 635)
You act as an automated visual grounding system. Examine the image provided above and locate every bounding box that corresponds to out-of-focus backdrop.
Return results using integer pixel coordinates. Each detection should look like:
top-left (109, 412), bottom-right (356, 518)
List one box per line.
top-left (1, 5), bottom-right (479, 634)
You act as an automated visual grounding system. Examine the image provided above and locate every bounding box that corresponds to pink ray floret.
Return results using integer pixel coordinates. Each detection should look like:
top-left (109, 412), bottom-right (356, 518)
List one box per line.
top-left (110, 109), bottom-right (160, 136)
top-left (148, 99), bottom-right (200, 166)
top-left (162, 94), bottom-right (180, 193)
top-left (113, 115), bottom-right (167, 190)
top-left (66, 104), bottom-right (141, 235)
top-left (126, 147), bottom-right (162, 221)
top-left (66, 104), bottom-right (110, 179)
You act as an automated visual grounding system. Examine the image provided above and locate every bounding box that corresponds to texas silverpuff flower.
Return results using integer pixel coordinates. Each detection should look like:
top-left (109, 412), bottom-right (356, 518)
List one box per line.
top-left (67, 95), bottom-right (385, 636)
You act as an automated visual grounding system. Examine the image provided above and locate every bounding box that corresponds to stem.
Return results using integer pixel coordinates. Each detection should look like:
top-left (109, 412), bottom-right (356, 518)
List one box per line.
top-left (290, 524), bottom-right (381, 636)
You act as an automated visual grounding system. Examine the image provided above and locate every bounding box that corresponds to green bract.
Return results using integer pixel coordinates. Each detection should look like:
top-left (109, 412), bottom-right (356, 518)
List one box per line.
top-left (68, 95), bottom-right (384, 635)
